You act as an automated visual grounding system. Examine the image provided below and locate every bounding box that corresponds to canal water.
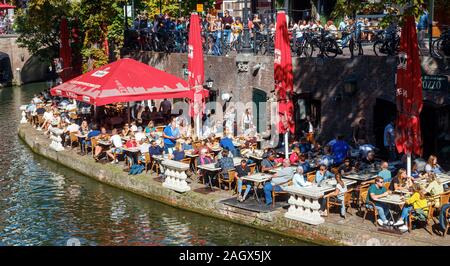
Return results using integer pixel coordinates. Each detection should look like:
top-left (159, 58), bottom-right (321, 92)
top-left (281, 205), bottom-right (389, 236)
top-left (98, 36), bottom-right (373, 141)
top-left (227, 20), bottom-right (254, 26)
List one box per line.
top-left (0, 83), bottom-right (310, 246)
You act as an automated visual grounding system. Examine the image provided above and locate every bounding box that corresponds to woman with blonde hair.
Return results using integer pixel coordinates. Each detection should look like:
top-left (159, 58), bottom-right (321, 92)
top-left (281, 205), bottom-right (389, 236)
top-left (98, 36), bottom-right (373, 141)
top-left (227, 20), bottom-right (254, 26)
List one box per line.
top-left (425, 172), bottom-right (444, 207)
top-left (389, 168), bottom-right (413, 191)
top-left (394, 183), bottom-right (428, 230)
top-left (425, 155), bottom-right (443, 174)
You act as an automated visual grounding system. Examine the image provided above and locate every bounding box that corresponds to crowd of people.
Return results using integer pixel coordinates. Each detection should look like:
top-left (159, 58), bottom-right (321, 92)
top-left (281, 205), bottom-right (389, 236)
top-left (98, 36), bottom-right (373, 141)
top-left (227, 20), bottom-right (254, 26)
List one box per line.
top-left (23, 90), bottom-right (450, 235)
top-left (0, 11), bottom-right (13, 35)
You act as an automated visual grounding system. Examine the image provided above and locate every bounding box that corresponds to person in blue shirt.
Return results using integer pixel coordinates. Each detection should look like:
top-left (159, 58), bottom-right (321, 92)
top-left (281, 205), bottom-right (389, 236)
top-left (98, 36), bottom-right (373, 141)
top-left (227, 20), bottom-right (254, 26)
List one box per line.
top-left (148, 140), bottom-right (164, 156)
top-left (417, 4), bottom-right (428, 48)
top-left (220, 133), bottom-right (237, 157)
top-left (182, 138), bottom-right (193, 151)
top-left (377, 161), bottom-right (392, 182)
top-left (315, 164), bottom-right (335, 184)
top-left (331, 135), bottom-right (350, 165)
top-left (298, 154), bottom-right (311, 173)
top-left (320, 145), bottom-right (334, 167)
top-left (171, 142), bottom-right (185, 161)
top-left (162, 119), bottom-right (180, 153)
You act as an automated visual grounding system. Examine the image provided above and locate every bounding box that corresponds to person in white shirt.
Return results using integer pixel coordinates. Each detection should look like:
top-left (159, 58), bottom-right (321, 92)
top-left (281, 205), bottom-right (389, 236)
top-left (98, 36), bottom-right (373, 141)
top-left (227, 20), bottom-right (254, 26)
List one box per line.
top-left (241, 108), bottom-right (253, 132)
top-left (293, 166), bottom-right (312, 188)
top-left (40, 108), bottom-right (53, 131)
top-left (319, 172), bottom-right (348, 218)
top-left (134, 126), bottom-right (146, 142)
top-left (106, 129), bottom-right (123, 164)
top-left (66, 121), bottom-right (80, 133)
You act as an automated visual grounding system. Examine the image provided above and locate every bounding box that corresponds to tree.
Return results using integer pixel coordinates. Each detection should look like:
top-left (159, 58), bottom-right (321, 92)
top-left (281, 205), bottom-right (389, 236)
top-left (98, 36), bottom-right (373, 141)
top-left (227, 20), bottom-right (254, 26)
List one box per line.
top-left (142, 0), bottom-right (215, 18)
top-left (14, 0), bottom-right (72, 63)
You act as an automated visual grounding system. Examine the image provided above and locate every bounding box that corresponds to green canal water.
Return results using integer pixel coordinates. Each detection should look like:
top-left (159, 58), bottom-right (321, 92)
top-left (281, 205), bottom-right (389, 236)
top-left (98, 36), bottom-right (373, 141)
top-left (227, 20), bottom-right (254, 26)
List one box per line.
top-left (0, 83), bottom-right (311, 246)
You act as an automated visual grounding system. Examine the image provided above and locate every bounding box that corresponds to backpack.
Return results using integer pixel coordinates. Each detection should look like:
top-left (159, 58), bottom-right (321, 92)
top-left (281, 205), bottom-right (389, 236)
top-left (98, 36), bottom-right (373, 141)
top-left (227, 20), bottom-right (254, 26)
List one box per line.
top-left (129, 164), bottom-right (145, 175)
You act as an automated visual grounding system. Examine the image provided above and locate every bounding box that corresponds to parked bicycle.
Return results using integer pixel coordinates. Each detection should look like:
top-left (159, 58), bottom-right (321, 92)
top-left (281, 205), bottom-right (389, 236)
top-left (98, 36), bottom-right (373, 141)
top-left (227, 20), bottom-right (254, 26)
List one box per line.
top-left (373, 28), bottom-right (400, 56)
top-left (300, 29), bottom-right (342, 58)
top-left (431, 28), bottom-right (450, 59)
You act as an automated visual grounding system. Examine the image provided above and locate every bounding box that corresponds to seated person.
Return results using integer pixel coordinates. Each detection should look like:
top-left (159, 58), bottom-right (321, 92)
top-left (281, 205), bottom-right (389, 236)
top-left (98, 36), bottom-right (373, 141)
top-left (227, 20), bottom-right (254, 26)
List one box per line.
top-left (263, 159), bottom-right (295, 206)
top-left (298, 154), bottom-right (311, 173)
top-left (106, 128), bottom-right (123, 164)
top-left (261, 152), bottom-right (278, 173)
top-left (144, 120), bottom-right (158, 139)
top-left (194, 139), bottom-right (212, 155)
top-left (121, 123), bottom-right (134, 138)
top-left (235, 159), bottom-right (251, 202)
top-left (367, 176), bottom-right (393, 226)
top-left (411, 161), bottom-right (422, 179)
top-left (425, 172), bottom-right (444, 207)
top-left (170, 142), bottom-right (185, 161)
top-left (134, 126), bottom-right (146, 142)
top-left (215, 149), bottom-right (235, 181)
top-left (289, 146), bottom-right (301, 165)
top-left (293, 165), bottom-right (312, 188)
top-left (389, 168), bottom-right (412, 191)
top-left (438, 203), bottom-right (450, 233)
top-left (298, 137), bottom-right (312, 154)
top-left (182, 138), bottom-right (193, 151)
top-left (148, 140), bottom-right (164, 156)
top-left (339, 158), bottom-right (355, 176)
top-left (393, 183), bottom-right (429, 231)
top-left (361, 151), bottom-right (376, 167)
top-left (319, 172), bottom-right (347, 218)
top-left (94, 127), bottom-right (110, 161)
top-left (137, 138), bottom-right (150, 163)
top-left (197, 148), bottom-right (214, 167)
top-left (425, 155), bottom-right (443, 174)
top-left (377, 161), bottom-right (392, 182)
top-left (220, 132), bottom-right (238, 157)
top-left (315, 164), bottom-right (335, 184)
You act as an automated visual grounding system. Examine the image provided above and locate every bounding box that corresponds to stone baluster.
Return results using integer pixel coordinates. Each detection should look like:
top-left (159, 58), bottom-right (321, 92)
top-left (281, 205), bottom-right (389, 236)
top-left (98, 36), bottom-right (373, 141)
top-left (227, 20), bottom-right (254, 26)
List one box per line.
top-left (283, 186), bottom-right (325, 225)
top-left (49, 127), bottom-right (65, 152)
top-left (162, 160), bottom-right (190, 193)
top-left (19, 105), bottom-right (28, 124)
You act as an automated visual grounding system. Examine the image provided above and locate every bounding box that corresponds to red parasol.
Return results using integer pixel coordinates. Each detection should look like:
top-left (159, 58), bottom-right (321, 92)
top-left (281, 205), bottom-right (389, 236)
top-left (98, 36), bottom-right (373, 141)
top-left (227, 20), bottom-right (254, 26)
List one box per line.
top-left (59, 17), bottom-right (72, 82)
top-left (395, 16), bottom-right (423, 156)
top-left (188, 12), bottom-right (206, 125)
top-left (274, 11), bottom-right (294, 134)
top-left (0, 3), bottom-right (15, 9)
top-left (50, 58), bottom-right (207, 106)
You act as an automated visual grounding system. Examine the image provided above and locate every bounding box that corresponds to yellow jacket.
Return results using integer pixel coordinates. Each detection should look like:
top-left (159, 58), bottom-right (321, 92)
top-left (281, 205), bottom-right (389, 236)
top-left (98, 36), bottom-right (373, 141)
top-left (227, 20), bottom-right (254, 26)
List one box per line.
top-left (406, 192), bottom-right (428, 210)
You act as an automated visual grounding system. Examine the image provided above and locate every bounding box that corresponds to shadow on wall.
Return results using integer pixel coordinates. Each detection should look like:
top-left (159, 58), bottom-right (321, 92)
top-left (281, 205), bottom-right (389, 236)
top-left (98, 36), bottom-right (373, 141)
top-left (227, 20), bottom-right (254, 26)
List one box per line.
top-left (20, 53), bottom-right (49, 84)
top-left (0, 52), bottom-right (13, 86)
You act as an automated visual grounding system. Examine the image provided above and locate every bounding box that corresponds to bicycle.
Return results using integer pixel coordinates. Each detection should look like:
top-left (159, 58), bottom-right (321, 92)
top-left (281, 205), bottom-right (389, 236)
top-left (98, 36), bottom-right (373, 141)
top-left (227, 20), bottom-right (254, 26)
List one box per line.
top-left (302, 29), bottom-right (342, 58)
top-left (373, 28), bottom-right (400, 56)
top-left (431, 29), bottom-right (450, 59)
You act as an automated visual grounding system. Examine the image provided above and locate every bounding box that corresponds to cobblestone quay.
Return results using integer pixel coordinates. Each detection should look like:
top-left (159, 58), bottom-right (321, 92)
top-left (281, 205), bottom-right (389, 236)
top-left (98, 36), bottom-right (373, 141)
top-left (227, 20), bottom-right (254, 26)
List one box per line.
top-left (19, 124), bottom-right (450, 246)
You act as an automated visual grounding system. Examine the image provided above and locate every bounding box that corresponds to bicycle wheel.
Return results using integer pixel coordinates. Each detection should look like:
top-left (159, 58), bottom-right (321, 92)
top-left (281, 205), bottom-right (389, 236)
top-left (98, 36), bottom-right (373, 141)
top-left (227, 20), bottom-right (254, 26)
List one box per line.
top-left (373, 41), bottom-right (383, 56)
top-left (324, 40), bottom-right (339, 58)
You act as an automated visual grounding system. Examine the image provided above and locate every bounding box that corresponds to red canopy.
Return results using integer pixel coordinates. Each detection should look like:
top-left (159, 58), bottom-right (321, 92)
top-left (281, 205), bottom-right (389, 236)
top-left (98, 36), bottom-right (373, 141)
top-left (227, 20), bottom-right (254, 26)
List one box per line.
top-left (50, 58), bottom-right (203, 106)
top-left (0, 3), bottom-right (15, 9)
top-left (59, 17), bottom-right (72, 82)
top-left (188, 12), bottom-right (205, 117)
top-left (395, 16), bottom-right (423, 156)
top-left (274, 11), bottom-right (294, 134)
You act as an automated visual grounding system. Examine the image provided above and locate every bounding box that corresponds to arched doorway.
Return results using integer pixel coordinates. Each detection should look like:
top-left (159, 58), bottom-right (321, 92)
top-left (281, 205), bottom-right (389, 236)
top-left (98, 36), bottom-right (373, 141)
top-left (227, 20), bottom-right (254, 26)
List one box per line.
top-left (252, 88), bottom-right (267, 133)
top-left (0, 52), bottom-right (13, 86)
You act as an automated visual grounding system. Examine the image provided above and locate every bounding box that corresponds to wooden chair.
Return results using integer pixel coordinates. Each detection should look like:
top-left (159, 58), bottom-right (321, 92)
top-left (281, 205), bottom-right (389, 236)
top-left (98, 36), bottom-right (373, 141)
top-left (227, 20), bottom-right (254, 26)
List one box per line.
top-left (69, 132), bottom-right (79, 148)
top-left (407, 201), bottom-right (435, 234)
top-left (272, 180), bottom-right (293, 207)
top-left (218, 170), bottom-right (236, 193)
top-left (150, 157), bottom-right (160, 174)
top-left (354, 183), bottom-right (371, 210)
top-left (327, 188), bottom-right (354, 216)
top-left (439, 191), bottom-right (450, 207)
top-left (443, 208), bottom-right (450, 238)
top-left (90, 138), bottom-right (98, 157)
top-left (306, 172), bottom-right (316, 183)
top-left (37, 114), bottom-right (45, 128)
top-left (360, 190), bottom-right (379, 226)
top-left (143, 153), bottom-right (151, 173)
top-left (331, 167), bottom-right (339, 175)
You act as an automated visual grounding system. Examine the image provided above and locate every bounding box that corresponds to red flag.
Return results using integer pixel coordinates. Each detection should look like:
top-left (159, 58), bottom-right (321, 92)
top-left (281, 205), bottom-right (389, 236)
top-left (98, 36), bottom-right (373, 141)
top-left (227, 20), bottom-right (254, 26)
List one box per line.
top-left (274, 11), bottom-right (294, 134)
top-left (59, 17), bottom-right (72, 82)
top-left (188, 13), bottom-right (205, 118)
top-left (395, 16), bottom-right (423, 156)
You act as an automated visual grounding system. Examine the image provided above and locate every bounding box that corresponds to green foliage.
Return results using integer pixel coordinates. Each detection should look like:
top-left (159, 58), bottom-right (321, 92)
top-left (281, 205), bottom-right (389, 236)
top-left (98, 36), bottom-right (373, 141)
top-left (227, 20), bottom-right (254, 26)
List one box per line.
top-left (14, 0), bottom-right (72, 63)
top-left (142, 0), bottom-right (215, 18)
top-left (81, 47), bottom-right (108, 72)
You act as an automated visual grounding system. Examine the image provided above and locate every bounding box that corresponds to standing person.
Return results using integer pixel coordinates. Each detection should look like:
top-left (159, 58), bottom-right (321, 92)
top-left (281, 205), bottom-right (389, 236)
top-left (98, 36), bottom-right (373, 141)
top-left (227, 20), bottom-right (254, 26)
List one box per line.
top-left (353, 118), bottom-right (369, 146)
top-left (222, 10), bottom-right (234, 44)
top-left (162, 119), bottom-right (180, 153)
top-left (384, 120), bottom-right (396, 161)
top-left (331, 135), bottom-right (350, 165)
top-left (300, 116), bottom-right (314, 142)
top-left (241, 108), bottom-right (253, 133)
top-left (159, 98), bottom-right (172, 122)
top-left (417, 4), bottom-right (428, 49)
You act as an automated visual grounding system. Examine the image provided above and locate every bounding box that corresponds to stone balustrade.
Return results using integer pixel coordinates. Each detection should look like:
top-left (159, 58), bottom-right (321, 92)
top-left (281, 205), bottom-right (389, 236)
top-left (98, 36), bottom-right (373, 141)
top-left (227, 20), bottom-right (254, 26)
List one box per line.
top-left (162, 160), bottom-right (190, 193)
top-left (283, 186), bottom-right (325, 225)
top-left (49, 127), bottom-right (65, 152)
top-left (19, 105), bottom-right (27, 124)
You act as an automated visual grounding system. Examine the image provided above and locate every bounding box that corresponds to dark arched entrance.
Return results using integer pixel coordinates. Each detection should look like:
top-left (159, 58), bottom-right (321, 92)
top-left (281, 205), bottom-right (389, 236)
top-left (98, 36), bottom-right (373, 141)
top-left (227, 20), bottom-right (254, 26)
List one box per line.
top-left (252, 88), bottom-right (267, 133)
top-left (0, 52), bottom-right (13, 86)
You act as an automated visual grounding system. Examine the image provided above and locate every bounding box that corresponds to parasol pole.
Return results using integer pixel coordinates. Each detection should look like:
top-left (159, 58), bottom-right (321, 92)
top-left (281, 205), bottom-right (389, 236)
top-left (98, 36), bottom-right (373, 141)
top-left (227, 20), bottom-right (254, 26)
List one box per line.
top-left (284, 132), bottom-right (289, 159)
top-left (127, 102), bottom-right (131, 123)
top-left (196, 113), bottom-right (200, 139)
top-left (407, 152), bottom-right (412, 177)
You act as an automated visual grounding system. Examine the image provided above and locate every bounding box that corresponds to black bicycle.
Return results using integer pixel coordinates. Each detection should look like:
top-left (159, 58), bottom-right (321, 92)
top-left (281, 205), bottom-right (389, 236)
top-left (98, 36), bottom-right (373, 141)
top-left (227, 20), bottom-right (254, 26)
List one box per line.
top-left (373, 29), bottom-right (400, 56)
top-left (302, 29), bottom-right (341, 58)
top-left (431, 29), bottom-right (450, 58)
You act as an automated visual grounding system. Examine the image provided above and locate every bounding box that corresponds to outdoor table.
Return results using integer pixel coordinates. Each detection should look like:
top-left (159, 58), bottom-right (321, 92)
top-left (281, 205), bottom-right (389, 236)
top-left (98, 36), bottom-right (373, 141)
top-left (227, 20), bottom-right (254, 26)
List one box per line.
top-left (374, 193), bottom-right (405, 223)
top-left (98, 140), bottom-right (112, 146)
top-left (196, 157), bottom-right (243, 190)
top-left (343, 173), bottom-right (377, 182)
top-left (241, 173), bottom-right (272, 204)
top-left (315, 179), bottom-right (357, 194)
top-left (123, 147), bottom-right (141, 165)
